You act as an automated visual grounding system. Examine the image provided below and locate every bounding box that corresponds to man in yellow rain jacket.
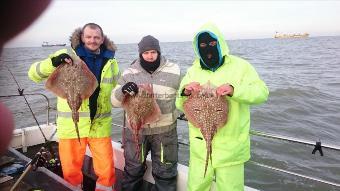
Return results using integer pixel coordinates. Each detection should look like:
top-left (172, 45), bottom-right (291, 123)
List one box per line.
top-left (28, 23), bottom-right (120, 191)
top-left (176, 23), bottom-right (269, 191)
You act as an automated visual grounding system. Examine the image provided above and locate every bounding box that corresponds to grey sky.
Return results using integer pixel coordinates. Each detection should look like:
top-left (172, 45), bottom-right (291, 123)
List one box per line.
top-left (5, 0), bottom-right (340, 48)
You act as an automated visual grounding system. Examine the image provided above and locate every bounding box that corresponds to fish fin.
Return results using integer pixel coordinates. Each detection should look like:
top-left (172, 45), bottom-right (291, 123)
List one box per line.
top-left (133, 129), bottom-right (141, 162)
top-left (140, 84), bottom-right (161, 124)
top-left (144, 100), bottom-right (161, 124)
top-left (204, 144), bottom-right (210, 178)
top-left (79, 60), bottom-right (98, 99)
top-left (45, 65), bottom-right (68, 99)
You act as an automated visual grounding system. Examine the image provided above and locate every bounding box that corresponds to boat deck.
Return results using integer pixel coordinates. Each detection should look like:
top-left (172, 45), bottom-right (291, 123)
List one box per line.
top-left (1, 143), bottom-right (154, 191)
top-left (1, 148), bottom-right (73, 191)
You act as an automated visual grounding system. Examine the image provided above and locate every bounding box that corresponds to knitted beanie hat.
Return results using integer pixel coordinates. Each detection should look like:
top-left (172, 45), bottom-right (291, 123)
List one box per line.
top-left (138, 35), bottom-right (161, 54)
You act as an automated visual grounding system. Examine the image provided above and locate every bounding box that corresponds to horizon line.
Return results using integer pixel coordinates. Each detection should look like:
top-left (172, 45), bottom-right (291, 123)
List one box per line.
top-left (4, 34), bottom-right (340, 49)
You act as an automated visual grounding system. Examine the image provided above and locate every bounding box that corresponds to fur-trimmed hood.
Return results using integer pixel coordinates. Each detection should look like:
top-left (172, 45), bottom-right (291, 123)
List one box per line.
top-left (69, 28), bottom-right (117, 51)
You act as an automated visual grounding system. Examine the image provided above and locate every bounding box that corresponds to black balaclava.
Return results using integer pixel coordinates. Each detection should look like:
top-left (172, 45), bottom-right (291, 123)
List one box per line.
top-left (139, 52), bottom-right (161, 74)
top-left (198, 32), bottom-right (223, 71)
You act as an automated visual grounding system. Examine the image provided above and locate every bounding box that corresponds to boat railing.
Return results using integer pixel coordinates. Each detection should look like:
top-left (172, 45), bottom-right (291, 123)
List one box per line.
top-left (250, 129), bottom-right (340, 152)
top-left (0, 92), bottom-right (52, 125)
top-left (175, 114), bottom-right (340, 152)
top-left (1, 65), bottom-right (53, 128)
top-left (112, 121), bottom-right (340, 188)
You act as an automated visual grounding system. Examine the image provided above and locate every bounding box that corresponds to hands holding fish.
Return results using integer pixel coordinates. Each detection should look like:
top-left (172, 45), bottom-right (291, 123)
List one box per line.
top-left (216, 83), bottom-right (234, 96)
top-left (122, 82), bottom-right (139, 96)
top-left (183, 82), bottom-right (202, 96)
top-left (51, 53), bottom-right (73, 67)
top-left (183, 82), bottom-right (233, 97)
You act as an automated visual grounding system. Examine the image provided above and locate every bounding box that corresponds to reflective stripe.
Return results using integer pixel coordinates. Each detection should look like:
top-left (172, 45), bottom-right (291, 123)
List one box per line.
top-left (112, 61), bottom-right (120, 82)
top-left (101, 62), bottom-right (120, 84)
top-left (161, 142), bottom-right (164, 163)
top-left (114, 70), bottom-right (121, 81)
top-left (94, 112), bottom-right (111, 119)
top-left (36, 62), bottom-right (48, 78)
top-left (57, 111), bottom-right (110, 118)
top-left (57, 111), bottom-right (90, 118)
top-left (102, 77), bottom-right (113, 84)
top-left (160, 141), bottom-right (172, 165)
top-left (111, 62), bottom-right (115, 75)
top-left (141, 142), bottom-right (144, 163)
top-left (96, 183), bottom-right (113, 191)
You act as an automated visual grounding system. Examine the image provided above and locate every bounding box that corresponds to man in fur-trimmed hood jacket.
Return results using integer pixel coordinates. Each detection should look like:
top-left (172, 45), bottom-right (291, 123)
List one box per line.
top-left (28, 23), bottom-right (120, 191)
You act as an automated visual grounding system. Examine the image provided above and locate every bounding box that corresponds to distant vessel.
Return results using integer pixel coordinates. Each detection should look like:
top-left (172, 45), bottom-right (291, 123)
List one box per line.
top-left (42, 41), bottom-right (66, 47)
top-left (274, 32), bottom-right (309, 39)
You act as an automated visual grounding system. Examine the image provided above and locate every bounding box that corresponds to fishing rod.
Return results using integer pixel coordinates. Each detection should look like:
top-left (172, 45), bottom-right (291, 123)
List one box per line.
top-left (3, 65), bottom-right (59, 149)
top-left (4, 65), bottom-right (49, 142)
top-left (3, 66), bottom-right (60, 190)
top-left (10, 132), bottom-right (58, 191)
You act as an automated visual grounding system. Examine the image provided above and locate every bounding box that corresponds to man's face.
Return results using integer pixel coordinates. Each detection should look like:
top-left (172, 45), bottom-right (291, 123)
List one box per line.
top-left (141, 50), bottom-right (158, 62)
top-left (81, 26), bottom-right (104, 52)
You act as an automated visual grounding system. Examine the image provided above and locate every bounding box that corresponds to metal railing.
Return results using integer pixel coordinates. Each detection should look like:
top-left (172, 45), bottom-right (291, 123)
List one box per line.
top-left (0, 93), bottom-right (51, 125)
top-left (0, 91), bottom-right (56, 145)
top-left (112, 121), bottom-right (340, 188)
top-left (2, 65), bottom-right (53, 142)
top-left (250, 129), bottom-right (340, 153)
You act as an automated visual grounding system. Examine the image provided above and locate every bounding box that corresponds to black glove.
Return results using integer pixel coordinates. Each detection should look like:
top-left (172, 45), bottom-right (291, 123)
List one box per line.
top-left (180, 88), bottom-right (190, 96)
top-left (51, 53), bottom-right (72, 67)
top-left (122, 82), bottom-right (138, 96)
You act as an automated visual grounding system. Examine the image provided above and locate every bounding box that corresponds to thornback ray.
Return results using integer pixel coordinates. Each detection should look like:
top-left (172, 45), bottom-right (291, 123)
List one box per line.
top-left (122, 83), bottom-right (161, 161)
top-left (45, 56), bottom-right (98, 144)
top-left (183, 82), bottom-right (228, 177)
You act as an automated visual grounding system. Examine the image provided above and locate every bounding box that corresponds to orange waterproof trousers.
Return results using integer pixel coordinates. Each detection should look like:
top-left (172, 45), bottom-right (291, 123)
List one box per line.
top-left (59, 137), bottom-right (115, 190)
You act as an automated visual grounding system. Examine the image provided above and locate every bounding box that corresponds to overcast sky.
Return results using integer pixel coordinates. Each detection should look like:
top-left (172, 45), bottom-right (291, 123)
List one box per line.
top-left (5, 0), bottom-right (340, 47)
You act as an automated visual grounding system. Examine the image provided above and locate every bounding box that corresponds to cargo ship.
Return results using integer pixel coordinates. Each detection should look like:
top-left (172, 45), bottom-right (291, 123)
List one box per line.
top-left (274, 32), bottom-right (309, 39)
top-left (42, 41), bottom-right (66, 47)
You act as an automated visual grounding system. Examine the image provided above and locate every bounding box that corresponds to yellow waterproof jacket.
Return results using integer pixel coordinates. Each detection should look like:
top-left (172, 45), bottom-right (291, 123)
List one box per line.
top-left (28, 31), bottom-right (119, 139)
top-left (176, 23), bottom-right (269, 167)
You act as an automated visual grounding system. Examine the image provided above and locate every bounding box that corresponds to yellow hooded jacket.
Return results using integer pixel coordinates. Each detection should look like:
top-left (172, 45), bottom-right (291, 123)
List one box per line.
top-left (28, 29), bottom-right (120, 139)
top-left (176, 23), bottom-right (269, 167)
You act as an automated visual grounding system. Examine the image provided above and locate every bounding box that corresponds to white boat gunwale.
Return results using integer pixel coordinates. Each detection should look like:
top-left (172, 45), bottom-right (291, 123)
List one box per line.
top-left (10, 124), bottom-right (258, 191)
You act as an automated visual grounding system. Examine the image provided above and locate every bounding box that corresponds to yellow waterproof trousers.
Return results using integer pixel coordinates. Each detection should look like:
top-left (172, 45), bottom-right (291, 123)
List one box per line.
top-left (59, 137), bottom-right (115, 191)
top-left (187, 159), bottom-right (244, 191)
